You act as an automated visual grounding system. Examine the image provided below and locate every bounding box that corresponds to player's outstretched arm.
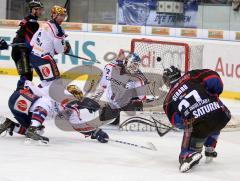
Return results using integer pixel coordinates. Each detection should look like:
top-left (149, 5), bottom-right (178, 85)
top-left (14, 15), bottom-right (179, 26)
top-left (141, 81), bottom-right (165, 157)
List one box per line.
top-left (82, 129), bottom-right (109, 143)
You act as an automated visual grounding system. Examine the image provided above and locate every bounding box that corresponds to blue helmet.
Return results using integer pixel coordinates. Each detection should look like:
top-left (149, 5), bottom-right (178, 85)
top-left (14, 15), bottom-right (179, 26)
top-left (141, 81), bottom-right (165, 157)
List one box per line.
top-left (126, 53), bottom-right (141, 74)
top-left (128, 53), bottom-right (141, 64)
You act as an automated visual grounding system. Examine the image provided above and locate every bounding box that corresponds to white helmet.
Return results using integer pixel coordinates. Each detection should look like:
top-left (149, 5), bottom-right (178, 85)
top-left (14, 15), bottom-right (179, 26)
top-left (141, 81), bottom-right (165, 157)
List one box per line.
top-left (125, 53), bottom-right (141, 74)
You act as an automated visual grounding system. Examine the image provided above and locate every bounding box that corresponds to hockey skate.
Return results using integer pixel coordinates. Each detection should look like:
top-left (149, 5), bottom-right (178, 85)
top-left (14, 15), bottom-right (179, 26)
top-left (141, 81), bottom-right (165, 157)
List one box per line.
top-left (179, 152), bottom-right (202, 173)
top-left (205, 147), bottom-right (217, 163)
top-left (0, 118), bottom-right (17, 136)
top-left (25, 126), bottom-right (49, 144)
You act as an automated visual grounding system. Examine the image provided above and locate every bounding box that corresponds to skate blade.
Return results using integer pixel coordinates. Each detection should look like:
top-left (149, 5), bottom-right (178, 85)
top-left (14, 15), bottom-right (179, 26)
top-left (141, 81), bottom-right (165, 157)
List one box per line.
top-left (180, 153), bottom-right (202, 173)
top-left (24, 138), bottom-right (49, 145)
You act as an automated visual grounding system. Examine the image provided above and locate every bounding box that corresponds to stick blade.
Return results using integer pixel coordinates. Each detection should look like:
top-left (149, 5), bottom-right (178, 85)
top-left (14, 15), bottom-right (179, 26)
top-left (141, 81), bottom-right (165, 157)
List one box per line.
top-left (146, 142), bottom-right (157, 151)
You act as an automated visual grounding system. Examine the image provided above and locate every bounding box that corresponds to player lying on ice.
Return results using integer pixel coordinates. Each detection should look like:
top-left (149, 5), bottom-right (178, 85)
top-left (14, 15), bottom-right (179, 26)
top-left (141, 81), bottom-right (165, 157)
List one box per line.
top-left (0, 81), bottom-right (109, 144)
top-left (162, 66), bottom-right (231, 173)
top-left (92, 51), bottom-right (150, 125)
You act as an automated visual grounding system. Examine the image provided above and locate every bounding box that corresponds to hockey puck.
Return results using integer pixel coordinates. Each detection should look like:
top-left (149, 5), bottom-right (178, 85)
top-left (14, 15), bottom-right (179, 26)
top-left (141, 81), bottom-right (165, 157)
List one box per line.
top-left (157, 57), bottom-right (161, 62)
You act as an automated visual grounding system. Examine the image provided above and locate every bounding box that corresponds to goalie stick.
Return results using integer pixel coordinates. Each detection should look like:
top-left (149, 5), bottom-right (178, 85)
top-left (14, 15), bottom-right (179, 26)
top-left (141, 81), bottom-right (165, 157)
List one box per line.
top-left (108, 138), bottom-right (157, 151)
top-left (119, 115), bottom-right (178, 137)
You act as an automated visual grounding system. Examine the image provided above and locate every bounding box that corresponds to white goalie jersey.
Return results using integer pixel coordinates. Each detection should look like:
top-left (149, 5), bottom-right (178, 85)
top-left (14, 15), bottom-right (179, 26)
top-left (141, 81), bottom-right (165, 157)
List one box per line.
top-left (96, 61), bottom-right (146, 109)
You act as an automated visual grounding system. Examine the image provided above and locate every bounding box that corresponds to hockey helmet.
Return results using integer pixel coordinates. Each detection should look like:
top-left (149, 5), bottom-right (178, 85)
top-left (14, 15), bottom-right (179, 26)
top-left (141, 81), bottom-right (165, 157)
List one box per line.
top-left (51, 5), bottom-right (68, 20)
top-left (126, 53), bottom-right (141, 74)
top-left (29, 0), bottom-right (44, 10)
top-left (162, 66), bottom-right (181, 87)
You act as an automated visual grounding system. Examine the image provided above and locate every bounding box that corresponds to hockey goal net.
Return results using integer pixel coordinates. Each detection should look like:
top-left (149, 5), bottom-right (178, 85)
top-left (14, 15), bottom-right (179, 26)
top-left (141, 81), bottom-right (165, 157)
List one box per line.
top-left (123, 38), bottom-right (239, 131)
top-left (130, 38), bottom-right (203, 111)
top-left (131, 38), bottom-right (204, 74)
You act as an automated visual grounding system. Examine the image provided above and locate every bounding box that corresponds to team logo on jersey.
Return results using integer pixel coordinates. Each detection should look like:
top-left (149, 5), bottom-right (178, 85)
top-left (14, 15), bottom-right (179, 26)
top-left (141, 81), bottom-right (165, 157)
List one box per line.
top-left (39, 64), bottom-right (54, 79)
top-left (17, 100), bottom-right (27, 112)
top-left (42, 66), bottom-right (51, 77)
top-left (14, 96), bottom-right (31, 114)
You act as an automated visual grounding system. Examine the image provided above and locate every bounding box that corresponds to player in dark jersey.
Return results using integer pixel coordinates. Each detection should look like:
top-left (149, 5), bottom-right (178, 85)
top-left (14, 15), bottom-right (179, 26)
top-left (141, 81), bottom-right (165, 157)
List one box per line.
top-left (11, 0), bottom-right (44, 89)
top-left (163, 66), bottom-right (231, 173)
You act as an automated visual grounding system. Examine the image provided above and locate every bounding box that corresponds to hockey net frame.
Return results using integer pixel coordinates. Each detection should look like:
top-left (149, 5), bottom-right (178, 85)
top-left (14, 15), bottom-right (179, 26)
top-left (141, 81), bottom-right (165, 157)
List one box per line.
top-left (131, 38), bottom-right (191, 73)
top-left (129, 38), bottom-right (203, 112)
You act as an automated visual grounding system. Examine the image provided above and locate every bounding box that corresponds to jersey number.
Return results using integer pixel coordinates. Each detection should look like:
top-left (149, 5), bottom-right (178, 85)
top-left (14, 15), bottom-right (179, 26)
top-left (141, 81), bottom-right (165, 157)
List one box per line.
top-left (105, 68), bottom-right (110, 75)
top-left (36, 32), bottom-right (42, 46)
top-left (178, 90), bottom-right (202, 112)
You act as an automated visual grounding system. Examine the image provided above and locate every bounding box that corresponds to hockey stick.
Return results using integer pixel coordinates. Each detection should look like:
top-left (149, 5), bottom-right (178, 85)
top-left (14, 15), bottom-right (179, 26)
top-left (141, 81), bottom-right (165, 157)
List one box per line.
top-left (108, 138), bottom-right (157, 151)
top-left (64, 0), bottom-right (70, 9)
top-left (151, 116), bottom-right (174, 137)
top-left (120, 116), bottom-right (176, 131)
top-left (64, 0), bottom-right (70, 21)
top-left (0, 116), bottom-right (7, 137)
top-left (65, 53), bottom-right (101, 64)
top-left (8, 43), bottom-right (26, 47)
top-left (119, 116), bottom-right (178, 137)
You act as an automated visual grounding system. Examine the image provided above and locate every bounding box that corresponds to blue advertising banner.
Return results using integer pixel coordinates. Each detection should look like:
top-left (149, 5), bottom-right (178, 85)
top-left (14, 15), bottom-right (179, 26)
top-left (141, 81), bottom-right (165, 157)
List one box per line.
top-left (118, 0), bottom-right (198, 28)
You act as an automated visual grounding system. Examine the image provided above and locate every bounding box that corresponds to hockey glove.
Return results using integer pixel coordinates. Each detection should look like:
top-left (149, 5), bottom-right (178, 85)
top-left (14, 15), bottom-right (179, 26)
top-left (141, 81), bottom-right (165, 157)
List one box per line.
top-left (91, 129), bottom-right (109, 143)
top-left (67, 85), bottom-right (83, 100)
top-left (64, 41), bottom-right (71, 54)
top-left (80, 97), bottom-right (100, 113)
top-left (0, 38), bottom-right (8, 50)
top-left (172, 113), bottom-right (185, 129)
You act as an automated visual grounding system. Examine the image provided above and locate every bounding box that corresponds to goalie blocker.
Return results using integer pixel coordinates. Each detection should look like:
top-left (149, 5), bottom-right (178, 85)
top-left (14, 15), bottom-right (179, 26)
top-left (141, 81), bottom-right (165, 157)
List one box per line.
top-left (163, 66), bottom-right (231, 172)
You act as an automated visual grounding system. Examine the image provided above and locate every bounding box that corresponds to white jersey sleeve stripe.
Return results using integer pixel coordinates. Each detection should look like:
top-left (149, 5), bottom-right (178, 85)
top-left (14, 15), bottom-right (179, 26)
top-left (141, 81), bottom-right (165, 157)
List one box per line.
top-left (46, 22), bottom-right (64, 40)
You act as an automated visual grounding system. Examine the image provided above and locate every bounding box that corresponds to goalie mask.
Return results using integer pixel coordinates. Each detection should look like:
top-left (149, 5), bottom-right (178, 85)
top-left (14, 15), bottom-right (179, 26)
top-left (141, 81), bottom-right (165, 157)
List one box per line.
top-left (162, 66), bottom-right (181, 87)
top-left (125, 53), bottom-right (141, 74)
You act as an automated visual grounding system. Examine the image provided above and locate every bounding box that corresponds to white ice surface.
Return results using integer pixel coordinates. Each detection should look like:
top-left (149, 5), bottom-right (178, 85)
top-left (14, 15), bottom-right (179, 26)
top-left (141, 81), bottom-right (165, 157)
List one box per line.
top-left (0, 75), bottom-right (240, 181)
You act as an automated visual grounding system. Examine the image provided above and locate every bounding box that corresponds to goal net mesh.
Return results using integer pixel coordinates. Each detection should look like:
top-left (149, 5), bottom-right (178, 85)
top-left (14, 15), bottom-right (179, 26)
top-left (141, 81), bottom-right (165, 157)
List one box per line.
top-left (129, 38), bottom-right (203, 111)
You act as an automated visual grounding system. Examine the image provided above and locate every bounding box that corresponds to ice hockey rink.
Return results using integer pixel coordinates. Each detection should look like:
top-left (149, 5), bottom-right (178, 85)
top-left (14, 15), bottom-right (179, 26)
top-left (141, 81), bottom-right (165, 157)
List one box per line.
top-left (0, 75), bottom-right (239, 181)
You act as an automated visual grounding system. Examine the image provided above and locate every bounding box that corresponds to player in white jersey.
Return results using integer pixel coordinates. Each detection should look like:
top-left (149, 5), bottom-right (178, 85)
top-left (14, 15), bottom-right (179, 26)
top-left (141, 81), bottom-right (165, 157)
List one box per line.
top-left (29, 5), bottom-right (71, 82)
top-left (0, 81), bottom-right (109, 144)
top-left (29, 5), bottom-right (72, 109)
top-left (92, 51), bottom-right (147, 124)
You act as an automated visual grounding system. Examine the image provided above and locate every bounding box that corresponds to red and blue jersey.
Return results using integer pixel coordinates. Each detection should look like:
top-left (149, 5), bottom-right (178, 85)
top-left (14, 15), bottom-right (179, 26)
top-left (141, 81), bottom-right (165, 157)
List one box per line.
top-left (163, 69), bottom-right (224, 129)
